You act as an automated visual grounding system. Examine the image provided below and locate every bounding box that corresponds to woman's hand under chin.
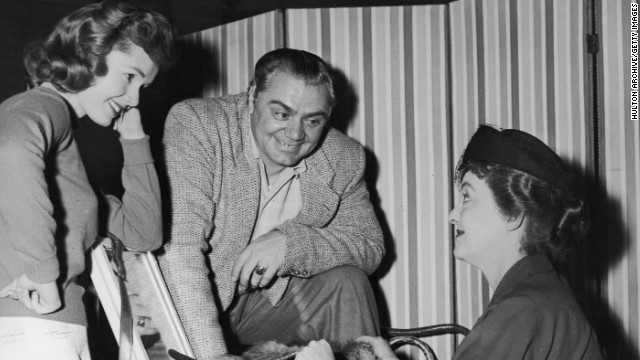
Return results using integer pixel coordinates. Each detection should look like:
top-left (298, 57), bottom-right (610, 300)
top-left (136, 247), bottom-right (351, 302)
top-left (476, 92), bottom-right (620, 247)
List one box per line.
top-left (113, 106), bottom-right (146, 139)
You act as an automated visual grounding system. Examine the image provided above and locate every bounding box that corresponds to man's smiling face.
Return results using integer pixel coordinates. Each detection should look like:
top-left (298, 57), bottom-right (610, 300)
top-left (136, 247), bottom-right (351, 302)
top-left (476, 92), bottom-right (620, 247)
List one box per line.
top-left (249, 70), bottom-right (332, 177)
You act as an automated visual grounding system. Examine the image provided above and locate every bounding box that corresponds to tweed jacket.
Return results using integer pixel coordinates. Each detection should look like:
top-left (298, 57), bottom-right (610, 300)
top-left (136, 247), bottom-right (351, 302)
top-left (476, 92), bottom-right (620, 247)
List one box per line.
top-left (453, 254), bottom-right (603, 360)
top-left (159, 92), bottom-right (384, 359)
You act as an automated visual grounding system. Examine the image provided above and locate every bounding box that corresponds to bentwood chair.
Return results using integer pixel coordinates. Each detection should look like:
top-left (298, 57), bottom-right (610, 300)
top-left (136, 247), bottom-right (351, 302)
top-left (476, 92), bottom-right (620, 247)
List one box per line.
top-left (382, 324), bottom-right (470, 360)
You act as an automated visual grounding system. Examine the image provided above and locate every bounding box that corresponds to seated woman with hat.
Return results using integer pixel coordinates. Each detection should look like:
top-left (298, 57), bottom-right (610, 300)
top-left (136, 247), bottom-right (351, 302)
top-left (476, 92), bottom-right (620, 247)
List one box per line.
top-left (443, 124), bottom-right (603, 359)
top-left (318, 125), bottom-right (604, 360)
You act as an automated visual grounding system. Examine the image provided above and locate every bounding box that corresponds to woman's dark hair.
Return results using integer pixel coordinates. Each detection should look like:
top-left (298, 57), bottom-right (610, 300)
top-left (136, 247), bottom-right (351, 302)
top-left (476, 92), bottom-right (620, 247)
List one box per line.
top-left (457, 161), bottom-right (590, 261)
top-left (249, 48), bottom-right (335, 106)
top-left (23, 0), bottom-right (175, 93)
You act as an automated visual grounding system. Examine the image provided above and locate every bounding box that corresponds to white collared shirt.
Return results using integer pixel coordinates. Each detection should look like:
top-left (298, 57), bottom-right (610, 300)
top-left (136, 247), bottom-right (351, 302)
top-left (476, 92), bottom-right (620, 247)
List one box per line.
top-left (250, 135), bottom-right (306, 241)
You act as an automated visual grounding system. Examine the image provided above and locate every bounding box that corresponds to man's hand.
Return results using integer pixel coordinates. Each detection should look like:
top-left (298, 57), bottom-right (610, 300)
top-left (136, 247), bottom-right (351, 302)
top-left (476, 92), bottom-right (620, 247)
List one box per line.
top-left (232, 230), bottom-right (286, 293)
top-left (114, 107), bottom-right (146, 140)
top-left (295, 340), bottom-right (335, 360)
top-left (0, 274), bottom-right (61, 314)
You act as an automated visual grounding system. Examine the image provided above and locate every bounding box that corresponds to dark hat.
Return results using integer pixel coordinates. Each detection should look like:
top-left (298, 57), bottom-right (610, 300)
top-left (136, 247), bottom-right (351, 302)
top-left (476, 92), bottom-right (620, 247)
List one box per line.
top-left (459, 125), bottom-right (572, 196)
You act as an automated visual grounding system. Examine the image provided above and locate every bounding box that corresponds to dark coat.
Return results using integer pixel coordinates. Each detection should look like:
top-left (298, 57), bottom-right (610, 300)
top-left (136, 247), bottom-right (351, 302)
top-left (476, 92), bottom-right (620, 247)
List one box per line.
top-left (453, 254), bottom-right (603, 360)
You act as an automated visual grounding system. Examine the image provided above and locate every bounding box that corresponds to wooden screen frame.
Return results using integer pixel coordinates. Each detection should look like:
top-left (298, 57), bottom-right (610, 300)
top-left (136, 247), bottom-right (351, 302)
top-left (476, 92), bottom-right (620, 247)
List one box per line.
top-left (90, 241), bottom-right (195, 359)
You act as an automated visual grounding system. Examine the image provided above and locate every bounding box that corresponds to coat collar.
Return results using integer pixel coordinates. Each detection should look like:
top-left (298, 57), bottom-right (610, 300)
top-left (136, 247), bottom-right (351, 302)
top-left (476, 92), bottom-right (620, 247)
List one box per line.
top-left (493, 254), bottom-right (555, 298)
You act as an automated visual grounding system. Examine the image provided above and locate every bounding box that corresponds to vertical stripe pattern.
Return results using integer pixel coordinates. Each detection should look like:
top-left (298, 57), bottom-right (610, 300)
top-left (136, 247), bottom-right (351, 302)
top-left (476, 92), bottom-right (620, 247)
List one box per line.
top-left (179, 11), bottom-right (284, 97)
top-left (449, 0), bottom-right (594, 335)
top-left (287, 6), bottom-right (454, 358)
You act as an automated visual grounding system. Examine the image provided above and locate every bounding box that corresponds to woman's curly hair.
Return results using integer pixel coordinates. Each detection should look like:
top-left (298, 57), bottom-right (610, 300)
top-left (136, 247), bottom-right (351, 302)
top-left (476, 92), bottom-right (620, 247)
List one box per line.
top-left (23, 0), bottom-right (175, 93)
top-left (456, 161), bottom-right (590, 261)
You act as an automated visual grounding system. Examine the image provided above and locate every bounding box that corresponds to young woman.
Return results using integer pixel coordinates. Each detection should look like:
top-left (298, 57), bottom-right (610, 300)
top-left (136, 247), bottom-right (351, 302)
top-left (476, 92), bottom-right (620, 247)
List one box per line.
top-left (0, 1), bottom-right (174, 358)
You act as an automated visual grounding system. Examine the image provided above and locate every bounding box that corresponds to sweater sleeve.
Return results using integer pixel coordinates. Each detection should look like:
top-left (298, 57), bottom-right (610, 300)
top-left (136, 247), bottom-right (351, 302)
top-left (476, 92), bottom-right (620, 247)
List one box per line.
top-left (157, 101), bottom-right (228, 359)
top-left (0, 105), bottom-right (67, 285)
top-left (103, 136), bottom-right (162, 251)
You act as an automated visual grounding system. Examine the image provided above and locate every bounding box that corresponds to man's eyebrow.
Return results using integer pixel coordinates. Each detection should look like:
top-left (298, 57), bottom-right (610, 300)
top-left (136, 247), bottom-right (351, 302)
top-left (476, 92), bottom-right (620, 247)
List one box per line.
top-left (303, 110), bottom-right (329, 119)
top-left (268, 100), bottom-right (292, 112)
top-left (268, 100), bottom-right (329, 118)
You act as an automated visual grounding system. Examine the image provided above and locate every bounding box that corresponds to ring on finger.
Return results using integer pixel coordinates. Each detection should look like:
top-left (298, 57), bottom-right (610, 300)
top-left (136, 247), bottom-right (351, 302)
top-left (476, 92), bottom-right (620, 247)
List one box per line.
top-left (254, 265), bottom-right (267, 276)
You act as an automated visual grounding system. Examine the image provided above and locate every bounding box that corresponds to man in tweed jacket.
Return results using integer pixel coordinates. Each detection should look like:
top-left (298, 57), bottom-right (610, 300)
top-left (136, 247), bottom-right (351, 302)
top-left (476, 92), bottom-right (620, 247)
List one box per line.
top-left (159, 49), bottom-right (385, 359)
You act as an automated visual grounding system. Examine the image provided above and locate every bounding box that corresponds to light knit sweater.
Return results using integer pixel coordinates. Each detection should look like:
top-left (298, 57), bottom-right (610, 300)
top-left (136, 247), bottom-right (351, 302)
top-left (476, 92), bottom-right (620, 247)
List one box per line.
top-left (74, 115), bottom-right (164, 252)
top-left (102, 136), bottom-right (162, 251)
top-left (0, 86), bottom-right (163, 327)
top-left (0, 87), bottom-right (98, 326)
top-left (159, 93), bottom-right (384, 359)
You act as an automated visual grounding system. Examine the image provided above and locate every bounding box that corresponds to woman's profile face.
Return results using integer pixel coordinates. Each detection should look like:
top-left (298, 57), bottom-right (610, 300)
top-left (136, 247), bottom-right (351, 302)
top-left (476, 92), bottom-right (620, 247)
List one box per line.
top-left (448, 172), bottom-right (512, 269)
top-left (74, 43), bottom-right (159, 126)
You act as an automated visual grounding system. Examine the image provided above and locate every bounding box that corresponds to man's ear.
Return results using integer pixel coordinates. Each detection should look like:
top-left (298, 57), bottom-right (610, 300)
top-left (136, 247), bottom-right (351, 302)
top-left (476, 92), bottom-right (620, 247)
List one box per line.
top-left (248, 84), bottom-right (256, 114)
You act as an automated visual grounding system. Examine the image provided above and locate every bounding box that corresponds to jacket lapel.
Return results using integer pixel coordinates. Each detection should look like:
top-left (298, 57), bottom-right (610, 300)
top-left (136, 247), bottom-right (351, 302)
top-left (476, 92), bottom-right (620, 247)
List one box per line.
top-left (297, 149), bottom-right (340, 227)
top-left (226, 100), bottom-right (260, 248)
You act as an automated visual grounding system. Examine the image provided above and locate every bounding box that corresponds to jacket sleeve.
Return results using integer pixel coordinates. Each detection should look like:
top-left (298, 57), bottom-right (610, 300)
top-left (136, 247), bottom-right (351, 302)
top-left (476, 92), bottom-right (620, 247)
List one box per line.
top-left (453, 295), bottom-right (604, 360)
top-left (0, 107), bottom-right (66, 286)
top-left (276, 145), bottom-right (385, 277)
top-left (157, 101), bottom-right (228, 359)
top-left (102, 136), bottom-right (162, 251)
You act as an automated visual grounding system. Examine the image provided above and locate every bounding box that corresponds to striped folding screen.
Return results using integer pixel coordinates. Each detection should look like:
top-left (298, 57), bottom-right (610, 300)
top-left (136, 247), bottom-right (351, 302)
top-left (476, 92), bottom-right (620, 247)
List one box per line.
top-left (600, 0), bottom-right (640, 356)
top-left (449, 0), bottom-right (596, 333)
top-left (286, 6), bottom-right (456, 358)
top-left (178, 11), bottom-right (284, 98)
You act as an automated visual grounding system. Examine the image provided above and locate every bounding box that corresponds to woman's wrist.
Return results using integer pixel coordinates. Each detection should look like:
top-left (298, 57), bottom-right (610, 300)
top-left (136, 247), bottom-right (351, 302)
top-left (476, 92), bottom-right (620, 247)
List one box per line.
top-left (119, 131), bottom-right (146, 140)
